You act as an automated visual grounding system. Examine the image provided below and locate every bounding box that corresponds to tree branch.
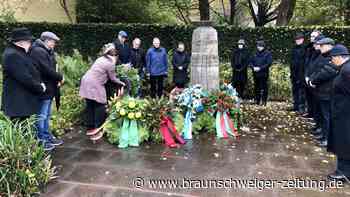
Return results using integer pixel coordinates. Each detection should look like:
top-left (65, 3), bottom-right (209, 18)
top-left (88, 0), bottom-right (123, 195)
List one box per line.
top-left (59, 0), bottom-right (73, 23)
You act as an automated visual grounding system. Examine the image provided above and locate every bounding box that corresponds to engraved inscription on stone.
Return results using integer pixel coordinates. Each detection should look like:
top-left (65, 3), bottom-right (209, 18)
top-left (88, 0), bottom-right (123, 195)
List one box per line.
top-left (190, 25), bottom-right (219, 91)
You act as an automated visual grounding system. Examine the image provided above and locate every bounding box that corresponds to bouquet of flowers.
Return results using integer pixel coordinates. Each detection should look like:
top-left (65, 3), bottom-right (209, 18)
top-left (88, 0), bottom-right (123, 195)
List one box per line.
top-left (116, 64), bottom-right (140, 97)
top-left (174, 85), bottom-right (208, 139)
top-left (202, 83), bottom-right (241, 139)
top-left (104, 96), bottom-right (148, 148)
top-left (143, 98), bottom-right (185, 148)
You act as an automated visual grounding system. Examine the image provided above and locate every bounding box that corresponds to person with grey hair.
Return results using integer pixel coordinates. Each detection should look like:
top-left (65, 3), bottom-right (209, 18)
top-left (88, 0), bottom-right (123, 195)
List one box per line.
top-left (146, 37), bottom-right (168, 98)
top-left (30, 31), bottom-right (65, 150)
top-left (308, 37), bottom-right (337, 147)
top-left (130, 38), bottom-right (146, 97)
top-left (327, 44), bottom-right (350, 183)
top-left (79, 43), bottom-right (125, 142)
top-left (231, 38), bottom-right (250, 98)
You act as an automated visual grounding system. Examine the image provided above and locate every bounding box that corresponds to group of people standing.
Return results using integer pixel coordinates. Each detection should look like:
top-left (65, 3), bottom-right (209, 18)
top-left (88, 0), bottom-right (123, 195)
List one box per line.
top-left (1, 28), bottom-right (191, 149)
top-left (2, 27), bottom-right (350, 183)
top-left (2, 28), bottom-right (64, 151)
top-left (290, 31), bottom-right (350, 183)
top-left (230, 38), bottom-right (272, 105)
top-left (79, 31), bottom-right (191, 141)
top-left (230, 31), bottom-right (350, 183)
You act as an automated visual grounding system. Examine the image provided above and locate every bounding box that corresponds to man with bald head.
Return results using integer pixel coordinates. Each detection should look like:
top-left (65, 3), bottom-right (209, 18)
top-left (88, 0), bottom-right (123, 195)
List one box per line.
top-left (146, 38), bottom-right (168, 98)
top-left (130, 38), bottom-right (146, 97)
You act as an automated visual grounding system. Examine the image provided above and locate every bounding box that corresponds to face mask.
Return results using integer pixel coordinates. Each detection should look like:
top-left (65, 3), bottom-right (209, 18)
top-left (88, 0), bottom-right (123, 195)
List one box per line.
top-left (257, 46), bottom-right (264, 51)
top-left (296, 39), bottom-right (304, 45)
top-left (238, 44), bottom-right (244, 49)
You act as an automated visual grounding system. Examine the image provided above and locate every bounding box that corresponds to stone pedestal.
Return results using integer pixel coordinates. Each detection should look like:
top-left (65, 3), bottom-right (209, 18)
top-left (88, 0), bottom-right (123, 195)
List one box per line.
top-left (190, 22), bottom-right (219, 91)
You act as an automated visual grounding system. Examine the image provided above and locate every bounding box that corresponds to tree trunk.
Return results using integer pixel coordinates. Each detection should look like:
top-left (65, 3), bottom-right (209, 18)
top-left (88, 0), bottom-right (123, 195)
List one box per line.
top-left (229, 0), bottom-right (236, 24)
top-left (345, 0), bottom-right (350, 25)
top-left (59, 0), bottom-right (74, 23)
top-left (199, 0), bottom-right (210, 21)
top-left (276, 0), bottom-right (296, 26)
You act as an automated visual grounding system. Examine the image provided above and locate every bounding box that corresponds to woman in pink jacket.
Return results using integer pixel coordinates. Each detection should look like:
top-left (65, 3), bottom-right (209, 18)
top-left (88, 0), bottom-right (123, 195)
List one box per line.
top-left (79, 43), bottom-right (125, 141)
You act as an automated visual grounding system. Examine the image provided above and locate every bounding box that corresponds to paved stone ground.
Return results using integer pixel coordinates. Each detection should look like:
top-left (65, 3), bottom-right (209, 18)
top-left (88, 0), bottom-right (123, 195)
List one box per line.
top-left (42, 102), bottom-right (350, 197)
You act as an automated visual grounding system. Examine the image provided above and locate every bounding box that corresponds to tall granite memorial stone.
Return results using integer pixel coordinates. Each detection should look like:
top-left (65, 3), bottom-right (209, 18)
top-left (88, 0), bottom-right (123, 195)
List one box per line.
top-left (190, 21), bottom-right (219, 91)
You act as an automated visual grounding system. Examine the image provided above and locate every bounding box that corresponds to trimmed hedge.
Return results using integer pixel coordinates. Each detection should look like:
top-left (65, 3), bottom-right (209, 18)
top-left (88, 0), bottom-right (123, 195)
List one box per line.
top-left (1, 22), bottom-right (350, 63)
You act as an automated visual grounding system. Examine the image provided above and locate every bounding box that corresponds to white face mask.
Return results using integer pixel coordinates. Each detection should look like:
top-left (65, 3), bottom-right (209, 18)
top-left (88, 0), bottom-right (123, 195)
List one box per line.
top-left (238, 44), bottom-right (244, 49)
top-left (257, 46), bottom-right (264, 51)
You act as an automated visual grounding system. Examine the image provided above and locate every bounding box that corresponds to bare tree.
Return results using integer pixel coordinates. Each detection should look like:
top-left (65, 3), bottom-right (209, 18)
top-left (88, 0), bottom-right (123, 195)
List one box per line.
top-left (58, 0), bottom-right (74, 23)
top-left (246, 0), bottom-right (278, 27)
top-left (275, 0), bottom-right (296, 26)
top-left (229, 0), bottom-right (237, 24)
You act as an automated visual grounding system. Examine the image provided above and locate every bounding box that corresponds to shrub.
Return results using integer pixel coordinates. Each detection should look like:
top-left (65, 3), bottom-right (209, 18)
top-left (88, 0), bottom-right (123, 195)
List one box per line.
top-left (1, 22), bottom-right (350, 63)
top-left (0, 114), bottom-right (55, 196)
top-left (56, 49), bottom-right (90, 88)
top-left (50, 87), bottom-right (84, 136)
top-left (220, 62), bottom-right (291, 101)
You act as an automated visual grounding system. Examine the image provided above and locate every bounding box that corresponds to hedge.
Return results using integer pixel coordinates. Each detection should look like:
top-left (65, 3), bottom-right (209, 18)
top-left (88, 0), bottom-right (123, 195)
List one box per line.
top-left (1, 22), bottom-right (350, 63)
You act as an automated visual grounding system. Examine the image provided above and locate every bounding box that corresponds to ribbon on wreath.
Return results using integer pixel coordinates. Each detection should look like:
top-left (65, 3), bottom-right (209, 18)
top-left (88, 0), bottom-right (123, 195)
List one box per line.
top-left (160, 116), bottom-right (185, 147)
top-left (215, 110), bottom-right (239, 139)
top-left (118, 118), bottom-right (140, 148)
top-left (182, 110), bottom-right (193, 140)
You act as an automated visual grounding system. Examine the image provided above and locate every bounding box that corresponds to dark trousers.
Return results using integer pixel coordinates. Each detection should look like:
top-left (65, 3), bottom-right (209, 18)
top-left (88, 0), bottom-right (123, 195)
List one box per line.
top-left (85, 99), bottom-right (106, 130)
top-left (291, 80), bottom-right (306, 112)
top-left (253, 75), bottom-right (268, 105)
top-left (305, 87), bottom-right (314, 117)
top-left (150, 75), bottom-right (165, 98)
top-left (233, 80), bottom-right (247, 99)
top-left (312, 95), bottom-right (322, 129)
top-left (319, 99), bottom-right (331, 140)
top-left (337, 157), bottom-right (350, 178)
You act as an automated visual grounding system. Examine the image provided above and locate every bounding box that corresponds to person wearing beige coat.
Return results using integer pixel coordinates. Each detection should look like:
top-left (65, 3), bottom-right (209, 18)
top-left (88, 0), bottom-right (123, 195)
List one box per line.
top-left (79, 43), bottom-right (125, 141)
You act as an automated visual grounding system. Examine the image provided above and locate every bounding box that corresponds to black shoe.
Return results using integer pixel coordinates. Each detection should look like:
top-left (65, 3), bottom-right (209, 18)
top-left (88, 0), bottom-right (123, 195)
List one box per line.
top-left (318, 140), bottom-right (328, 147)
top-left (327, 171), bottom-right (348, 182)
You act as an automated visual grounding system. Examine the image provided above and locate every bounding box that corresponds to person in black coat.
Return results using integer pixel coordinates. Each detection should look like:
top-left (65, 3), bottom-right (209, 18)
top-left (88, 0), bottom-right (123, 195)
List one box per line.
top-left (308, 38), bottom-right (337, 147)
top-left (304, 33), bottom-right (325, 136)
top-left (250, 40), bottom-right (272, 106)
top-left (303, 31), bottom-right (323, 122)
top-left (326, 44), bottom-right (350, 182)
top-left (1, 28), bottom-right (46, 120)
top-left (231, 39), bottom-right (250, 98)
top-left (290, 33), bottom-right (306, 113)
top-left (113, 31), bottom-right (131, 64)
top-left (172, 42), bottom-right (190, 89)
top-left (130, 38), bottom-right (146, 97)
top-left (30, 32), bottom-right (64, 148)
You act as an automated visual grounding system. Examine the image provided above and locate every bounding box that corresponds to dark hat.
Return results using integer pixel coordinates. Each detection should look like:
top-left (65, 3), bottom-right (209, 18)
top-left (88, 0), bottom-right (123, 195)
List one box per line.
top-left (314, 35), bottom-right (326, 44)
top-left (8, 27), bottom-right (34, 42)
top-left (256, 40), bottom-right (265, 47)
top-left (295, 32), bottom-right (304, 40)
top-left (315, 37), bottom-right (335, 45)
top-left (118, 31), bottom-right (128, 37)
top-left (329, 44), bottom-right (350, 56)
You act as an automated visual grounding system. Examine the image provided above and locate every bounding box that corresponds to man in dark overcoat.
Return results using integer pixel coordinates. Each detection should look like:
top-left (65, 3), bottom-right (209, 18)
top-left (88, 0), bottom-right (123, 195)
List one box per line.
top-left (327, 44), bottom-right (350, 182)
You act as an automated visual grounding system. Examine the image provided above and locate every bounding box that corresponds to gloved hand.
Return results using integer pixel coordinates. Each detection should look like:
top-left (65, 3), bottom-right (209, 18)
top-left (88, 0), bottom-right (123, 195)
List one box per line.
top-left (305, 77), bottom-right (310, 85)
top-left (309, 81), bottom-right (316, 88)
top-left (41, 83), bottom-right (46, 92)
